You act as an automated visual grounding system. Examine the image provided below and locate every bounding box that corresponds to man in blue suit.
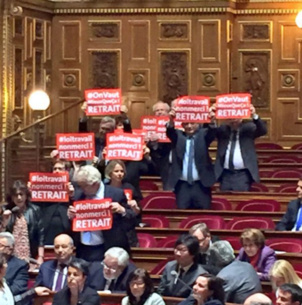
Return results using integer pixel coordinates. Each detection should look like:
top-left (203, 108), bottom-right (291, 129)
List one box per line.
top-left (35, 234), bottom-right (74, 291)
top-left (0, 232), bottom-right (29, 304)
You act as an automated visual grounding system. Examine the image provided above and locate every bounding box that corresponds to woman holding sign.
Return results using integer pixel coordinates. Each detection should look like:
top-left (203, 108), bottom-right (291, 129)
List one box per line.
top-left (2, 180), bottom-right (44, 266)
top-left (105, 160), bottom-right (141, 247)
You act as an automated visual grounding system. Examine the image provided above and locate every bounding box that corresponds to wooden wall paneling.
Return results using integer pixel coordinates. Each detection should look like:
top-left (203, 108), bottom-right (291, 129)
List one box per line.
top-left (13, 46), bottom-right (23, 110)
top-left (128, 97), bottom-right (150, 128)
top-left (44, 21), bottom-right (51, 61)
top-left (277, 69), bottom-right (300, 93)
top-left (25, 17), bottom-right (33, 60)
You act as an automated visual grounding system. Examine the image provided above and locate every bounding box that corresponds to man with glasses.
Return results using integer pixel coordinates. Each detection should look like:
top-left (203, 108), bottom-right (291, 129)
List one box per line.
top-left (87, 247), bottom-right (136, 292)
top-left (157, 234), bottom-right (207, 298)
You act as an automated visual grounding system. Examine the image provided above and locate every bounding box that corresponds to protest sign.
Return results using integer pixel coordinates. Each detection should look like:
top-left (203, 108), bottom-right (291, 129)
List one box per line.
top-left (141, 116), bottom-right (170, 143)
top-left (174, 96), bottom-right (210, 123)
top-left (124, 189), bottom-right (133, 200)
top-left (30, 172), bottom-right (69, 202)
top-left (85, 88), bottom-right (121, 116)
top-left (56, 133), bottom-right (95, 161)
top-left (106, 133), bottom-right (144, 161)
top-left (216, 93), bottom-right (251, 119)
top-left (72, 199), bottom-right (112, 232)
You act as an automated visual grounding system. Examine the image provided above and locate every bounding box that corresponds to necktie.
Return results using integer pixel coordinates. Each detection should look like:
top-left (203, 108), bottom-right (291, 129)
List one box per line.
top-left (296, 207), bottom-right (302, 231)
top-left (187, 137), bottom-right (194, 184)
top-left (228, 130), bottom-right (237, 170)
top-left (54, 264), bottom-right (65, 292)
top-left (174, 268), bottom-right (185, 291)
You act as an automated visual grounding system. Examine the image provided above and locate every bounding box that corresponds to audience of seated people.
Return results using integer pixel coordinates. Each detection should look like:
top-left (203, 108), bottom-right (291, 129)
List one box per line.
top-left (122, 268), bottom-right (165, 305)
top-left (157, 234), bottom-right (207, 298)
top-left (88, 247), bottom-right (136, 292)
top-left (237, 228), bottom-right (276, 281)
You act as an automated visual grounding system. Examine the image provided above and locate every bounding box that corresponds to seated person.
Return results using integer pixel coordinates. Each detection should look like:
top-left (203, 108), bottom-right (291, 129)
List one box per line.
top-left (276, 178), bottom-right (302, 231)
top-left (209, 241), bottom-right (261, 304)
top-left (157, 234), bottom-right (207, 298)
top-left (270, 260), bottom-right (302, 296)
top-left (122, 268), bottom-right (165, 305)
top-left (178, 274), bottom-right (225, 305)
top-left (244, 293), bottom-right (273, 305)
top-left (277, 284), bottom-right (302, 305)
top-left (52, 257), bottom-right (100, 305)
top-left (0, 232), bottom-right (29, 303)
top-left (237, 228), bottom-right (276, 281)
top-left (88, 247), bottom-right (136, 292)
top-left (35, 234), bottom-right (74, 291)
top-left (0, 252), bottom-right (14, 305)
top-left (189, 223), bottom-right (220, 275)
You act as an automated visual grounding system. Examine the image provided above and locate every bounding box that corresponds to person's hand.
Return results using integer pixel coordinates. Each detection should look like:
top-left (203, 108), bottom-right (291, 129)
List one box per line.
top-left (169, 108), bottom-right (176, 121)
top-left (120, 105), bottom-right (128, 114)
top-left (250, 105), bottom-right (256, 116)
top-left (34, 287), bottom-right (51, 296)
top-left (149, 133), bottom-right (159, 142)
top-left (209, 104), bottom-right (216, 121)
top-left (67, 183), bottom-right (75, 197)
top-left (81, 101), bottom-right (87, 113)
top-left (67, 206), bottom-right (77, 220)
top-left (111, 202), bottom-right (126, 214)
top-left (143, 145), bottom-right (150, 156)
top-left (37, 256), bottom-right (44, 266)
top-left (127, 200), bottom-right (140, 214)
top-left (27, 181), bottom-right (32, 192)
top-left (1, 210), bottom-right (11, 228)
top-left (92, 156), bottom-right (99, 166)
top-left (50, 149), bottom-right (59, 160)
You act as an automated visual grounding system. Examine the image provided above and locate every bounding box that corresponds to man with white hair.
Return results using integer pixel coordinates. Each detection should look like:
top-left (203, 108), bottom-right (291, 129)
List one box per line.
top-left (209, 240), bottom-right (261, 304)
top-left (0, 232), bottom-right (29, 302)
top-left (68, 165), bottom-right (136, 261)
top-left (87, 247), bottom-right (136, 292)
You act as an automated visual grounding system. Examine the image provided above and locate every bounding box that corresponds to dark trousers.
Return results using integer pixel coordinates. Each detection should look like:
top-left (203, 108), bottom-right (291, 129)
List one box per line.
top-left (220, 169), bottom-right (253, 191)
top-left (76, 243), bottom-right (105, 262)
top-left (174, 180), bottom-right (211, 209)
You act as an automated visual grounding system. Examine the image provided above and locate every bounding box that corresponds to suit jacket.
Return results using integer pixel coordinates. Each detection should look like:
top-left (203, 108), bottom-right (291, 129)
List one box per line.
top-left (5, 256), bottom-right (29, 296)
top-left (179, 295), bottom-right (224, 305)
top-left (217, 260), bottom-right (262, 304)
top-left (157, 260), bottom-right (207, 298)
top-left (52, 285), bottom-right (100, 305)
top-left (73, 184), bottom-right (136, 254)
top-left (214, 118), bottom-right (267, 182)
top-left (87, 261), bottom-right (136, 292)
top-left (237, 245), bottom-right (276, 281)
top-left (276, 199), bottom-right (301, 231)
top-left (166, 124), bottom-right (216, 188)
top-left (35, 259), bottom-right (67, 289)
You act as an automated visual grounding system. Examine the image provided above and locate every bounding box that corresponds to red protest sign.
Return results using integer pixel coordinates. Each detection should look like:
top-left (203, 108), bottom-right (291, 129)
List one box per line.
top-left (216, 93), bottom-right (251, 119)
top-left (141, 116), bottom-right (170, 143)
top-left (132, 129), bottom-right (146, 137)
top-left (72, 199), bottom-right (113, 232)
top-left (106, 133), bottom-right (144, 161)
top-left (56, 133), bottom-right (95, 161)
top-left (85, 88), bottom-right (121, 116)
top-left (175, 96), bottom-right (210, 123)
top-left (124, 189), bottom-right (133, 200)
top-left (29, 172), bottom-right (69, 202)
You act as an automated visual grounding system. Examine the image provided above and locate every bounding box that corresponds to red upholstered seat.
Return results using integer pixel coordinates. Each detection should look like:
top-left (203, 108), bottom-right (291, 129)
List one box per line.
top-left (141, 192), bottom-right (176, 209)
top-left (156, 236), bottom-right (178, 248)
top-left (255, 143), bottom-right (283, 149)
top-left (179, 215), bottom-right (226, 229)
top-left (291, 143), bottom-right (302, 150)
top-left (224, 236), bottom-right (241, 251)
top-left (139, 180), bottom-right (159, 190)
top-left (211, 197), bottom-right (232, 210)
top-left (225, 217), bottom-right (275, 230)
top-left (150, 258), bottom-right (173, 275)
top-left (277, 184), bottom-right (297, 193)
top-left (266, 155), bottom-right (302, 163)
top-left (250, 183), bottom-right (269, 192)
top-left (137, 233), bottom-right (158, 248)
top-left (266, 238), bottom-right (302, 253)
top-left (271, 170), bottom-right (302, 178)
top-left (259, 170), bottom-right (274, 178)
top-left (292, 264), bottom-right (302, 278)
top-left (141, 215), bottom-right (170, 228)
top-left (235, 199), bottom-right (281, 212)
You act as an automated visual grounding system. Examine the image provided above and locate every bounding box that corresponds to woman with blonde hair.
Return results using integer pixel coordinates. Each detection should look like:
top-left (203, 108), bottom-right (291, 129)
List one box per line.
top-left (270, 260), bottom-right (302, 293)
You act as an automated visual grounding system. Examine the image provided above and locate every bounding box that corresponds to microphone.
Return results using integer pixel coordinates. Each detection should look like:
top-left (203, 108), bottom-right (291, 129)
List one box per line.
top-left (170, 270), bottom-right (193, 291)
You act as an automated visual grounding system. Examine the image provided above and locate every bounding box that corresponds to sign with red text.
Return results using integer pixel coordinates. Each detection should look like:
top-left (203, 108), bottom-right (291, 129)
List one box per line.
top-left (216, 93), bottom-right (251, 119)
top-left (141, 116), bottom-right (170, 143)
top-left (132, 129), bottom-right (146, 137)
top-left (106, 133), bottom-right (144, 161)
top-left (85, 88), bottom-right (121, 116)
top-left (72, 199), bottom-right (113, 232)
top-left (56, 133), bottom-right (95, 161)
top-left (30, 172), bottom-right (69, 202)
top-left (124, 189), bottom-right (133, 200)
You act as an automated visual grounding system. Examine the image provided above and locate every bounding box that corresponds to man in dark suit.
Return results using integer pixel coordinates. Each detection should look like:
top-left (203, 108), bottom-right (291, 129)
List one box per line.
top-left (276, 178), bottom-right (302, 231)
top-left (35, 233), bottom-right (74, 290)
top-left (0, 232), bottom-right (29, 304)
top-left (68, 165), bottom-right (136, 261)
top-left (157, 234), bottom-right (207, 298)
top-left (209, 241), bottom-right (261, 304)
top-left (87, 247), bottom-right (136, 292)
top-left (212, 104), bottom-right (267, 191)
top-left (166, 108), bottom-right (216, 209)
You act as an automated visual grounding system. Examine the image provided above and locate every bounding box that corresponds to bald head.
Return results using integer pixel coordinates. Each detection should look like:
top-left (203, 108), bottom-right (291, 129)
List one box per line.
top-left (244, 293), bottom-right (273, 305)
top-left (54, 234), bottom-right (74, 264)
